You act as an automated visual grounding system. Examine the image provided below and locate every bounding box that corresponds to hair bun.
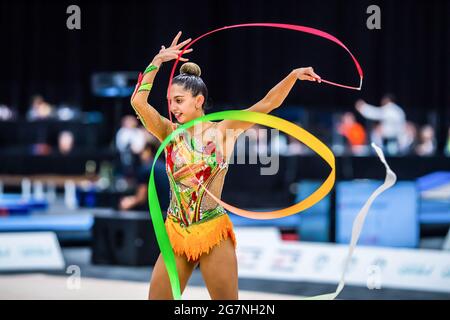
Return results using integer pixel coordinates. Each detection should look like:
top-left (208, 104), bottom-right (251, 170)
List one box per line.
top-left (180, 62), bottom-right (201, 77)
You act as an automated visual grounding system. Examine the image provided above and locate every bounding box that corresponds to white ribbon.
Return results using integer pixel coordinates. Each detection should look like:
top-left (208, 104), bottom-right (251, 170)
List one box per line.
top-left (305, 143), bottom-right (397, 300)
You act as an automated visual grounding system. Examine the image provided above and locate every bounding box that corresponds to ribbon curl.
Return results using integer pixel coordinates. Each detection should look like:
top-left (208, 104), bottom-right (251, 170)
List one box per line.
top-left (166, 22), bottom-right (364, 124)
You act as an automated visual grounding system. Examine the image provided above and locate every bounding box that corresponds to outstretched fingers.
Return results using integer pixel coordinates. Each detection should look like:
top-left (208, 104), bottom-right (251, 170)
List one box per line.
top-left (170, 31), bottom-right (182, 47)
top-left (175, 37), bottom-right (192, 50)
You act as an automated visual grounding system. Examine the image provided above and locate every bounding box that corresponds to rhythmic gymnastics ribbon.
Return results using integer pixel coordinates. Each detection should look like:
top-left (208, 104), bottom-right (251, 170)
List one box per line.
top-left (144, 23), bottom-right (394, 300)
top-left (166, 22), bottom-right (364, 122)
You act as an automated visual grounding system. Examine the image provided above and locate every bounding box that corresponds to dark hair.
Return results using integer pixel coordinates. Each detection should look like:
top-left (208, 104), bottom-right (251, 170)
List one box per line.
top-left (382, 93), bottom-right (396, 103)
top-left (172, 62), bottom-right (210, 110)
top-left (30, 94), bottom-right (44, 104)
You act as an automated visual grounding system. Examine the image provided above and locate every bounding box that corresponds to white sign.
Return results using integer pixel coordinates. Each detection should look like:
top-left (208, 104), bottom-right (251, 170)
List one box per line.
top-left (0, 232), bottom-right (65, 271)
top-left (234, 228), bottom-right (450, 293)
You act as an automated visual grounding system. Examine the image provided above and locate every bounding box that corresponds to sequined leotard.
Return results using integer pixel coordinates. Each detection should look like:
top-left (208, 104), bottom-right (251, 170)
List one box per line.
top-left (163, 122), bottom-right (237, 261)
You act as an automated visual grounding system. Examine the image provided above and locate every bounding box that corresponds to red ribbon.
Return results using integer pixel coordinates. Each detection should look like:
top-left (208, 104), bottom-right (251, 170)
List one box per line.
top-left (166, 22), bottom-right (364, 122)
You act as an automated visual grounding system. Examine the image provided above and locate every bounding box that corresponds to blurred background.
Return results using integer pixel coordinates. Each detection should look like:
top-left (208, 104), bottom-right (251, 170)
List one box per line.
top-left (0, 0), bottom-right (449, 299)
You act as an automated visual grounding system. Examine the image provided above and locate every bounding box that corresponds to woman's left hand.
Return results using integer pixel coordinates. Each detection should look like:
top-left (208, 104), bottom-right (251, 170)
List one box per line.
top-left (119, 196), bottom-right (136, 210)
top-left (294, 67), bottom-right (321, 82)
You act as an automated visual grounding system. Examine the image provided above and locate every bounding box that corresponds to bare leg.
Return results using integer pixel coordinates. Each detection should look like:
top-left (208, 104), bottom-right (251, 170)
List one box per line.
top-left (199, 238), bottom-right (238, 300)
top-left (148, 252), bottom-right (198, 300)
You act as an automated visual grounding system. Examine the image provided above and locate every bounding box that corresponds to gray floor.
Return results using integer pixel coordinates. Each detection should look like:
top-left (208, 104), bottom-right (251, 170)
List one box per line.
top-left (31, 247), bottom-right (448, 300)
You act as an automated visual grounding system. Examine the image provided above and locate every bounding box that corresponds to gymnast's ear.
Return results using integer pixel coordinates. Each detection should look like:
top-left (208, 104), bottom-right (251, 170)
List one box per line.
top-left (195, 94), bottom-right (205, 109)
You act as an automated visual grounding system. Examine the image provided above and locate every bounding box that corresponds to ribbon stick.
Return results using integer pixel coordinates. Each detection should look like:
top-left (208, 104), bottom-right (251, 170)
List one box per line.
top-left (131, 72), bottom-right (144, 101)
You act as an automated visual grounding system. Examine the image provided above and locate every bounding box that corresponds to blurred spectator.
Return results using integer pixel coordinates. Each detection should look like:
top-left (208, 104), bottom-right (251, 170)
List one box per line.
top-left (58, 131), bottom-right (75, 155)
top-left (119, 142), bottom-right (169, 212)
top-left (399, 121), bottom-right (418, 155)
top-left (30, 143), bottom-right (52, 156)
top-left (415, 125), bottom-right (436, 156)
top-left (0, 104), bottom-right (16, 120)
top-left (355, 94), bottom-right (406, 155)
top-left (254, 124), bottom-right (288, 156)
top-left (116, 115), bottom-right (148, 177)
top-left (27, 95), bottom-right (55, 121)
top-left (445, 127), bottom-right (450, 157)
top-left (115, 115), bottom-right (147, 154)
top-left (285, 134), bottom-right (305, 155)
top-left (369, 123), bottom-right (383, 149)
top-left (234, 124), bottom-right (289, 159)
top-left (56, 103), bottom-right (81, 121)
top-left (337, 112), bottom-right (367, 155)
top-left (281, 121), bottom-right (307, 155)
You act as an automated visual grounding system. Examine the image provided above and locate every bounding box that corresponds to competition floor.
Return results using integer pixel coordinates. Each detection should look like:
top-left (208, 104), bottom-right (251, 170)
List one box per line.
top-left (1, 196), bottom-right (449, 300)
top-left (0, 274), bottom-right (301, 300)
top-left (1, 247), bottom-right (448, 300)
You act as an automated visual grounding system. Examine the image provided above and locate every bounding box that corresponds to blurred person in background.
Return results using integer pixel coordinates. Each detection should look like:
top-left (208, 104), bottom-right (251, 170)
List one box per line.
top-left (119, 142), bottom-right (169, 212)
top-left (57, 131), bottom-right (75, 155)
top-left (369, 123), bottom-right (383, 151)
top-left (337, 112), bottom-right (367, 155)
top-left (398, 121), bottom-right (418, 155)
top-left (26, 95), bottom-right (55, 155)
top-left (115, 115), bottom-right (147, 154)
top-left (27, 95), bottom-right (55, 121)
top-left (355, 94), bottom-right (406, 155)
top-left (245, 123), bottom-right (287, 157)
top-left (284, 121), bottom-right (306, 155)
top-left (415, 124), bottom-right (437, 156)
top-left (115, 114), bottom-right (148, 177)
top-left (445, 127), bottom-right (450, 157)
top-left (285, 134), bottom-right (305, 155)
top-left (0, 104), bottom-right (16, 120)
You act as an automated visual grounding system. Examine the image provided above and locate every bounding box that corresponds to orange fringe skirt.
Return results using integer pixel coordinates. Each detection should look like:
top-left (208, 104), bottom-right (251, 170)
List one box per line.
top-left (164, 213), bottom-right (237, 262)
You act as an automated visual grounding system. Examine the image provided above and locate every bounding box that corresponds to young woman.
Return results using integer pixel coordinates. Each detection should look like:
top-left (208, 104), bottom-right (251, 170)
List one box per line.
top-left (130, 31), bottom-right (321, 300)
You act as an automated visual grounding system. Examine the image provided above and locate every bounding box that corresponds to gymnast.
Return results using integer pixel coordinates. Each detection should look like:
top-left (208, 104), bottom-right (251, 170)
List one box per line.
top-left (130, 31), bottom-right (321, 300)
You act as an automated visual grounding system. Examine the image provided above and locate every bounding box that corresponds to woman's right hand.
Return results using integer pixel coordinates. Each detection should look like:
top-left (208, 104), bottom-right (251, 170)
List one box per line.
top-left (355, 99), bottom-right (366, 112)
top-left (153, 31), bottom-right (193, 65)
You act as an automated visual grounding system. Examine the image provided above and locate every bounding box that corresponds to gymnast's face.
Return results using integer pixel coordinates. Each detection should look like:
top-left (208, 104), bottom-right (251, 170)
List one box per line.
top-left (169, 84), bottom-right (205, 124)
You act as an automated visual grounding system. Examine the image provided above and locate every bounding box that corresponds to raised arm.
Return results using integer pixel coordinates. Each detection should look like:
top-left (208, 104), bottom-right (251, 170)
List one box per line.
top-left (130, 31), bottom-right (193, 142)
top-left (355, 99), bottom-right (383, 120)
top-left (217, 67), bottom-right (321, 135)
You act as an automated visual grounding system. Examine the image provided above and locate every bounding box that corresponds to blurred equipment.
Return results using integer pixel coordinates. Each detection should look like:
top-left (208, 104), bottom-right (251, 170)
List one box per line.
top-left (443, 228), bottom-right (450, 251)
top-left (417, 171), bottom-right (450, 225)
top-left (91, 72), bottom-right (138, 132)
top-left (91, 211), bottom-right (161, 266)
top-left (336, 180), bottom-right (419, 248)
top-left (295, 180), bottom-right (332, 242)
top-left (0, 193), bottom-right (48, 216)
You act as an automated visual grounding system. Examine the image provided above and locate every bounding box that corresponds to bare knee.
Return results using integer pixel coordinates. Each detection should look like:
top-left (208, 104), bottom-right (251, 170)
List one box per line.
top-left (148, 253), bottom-right (198, 300)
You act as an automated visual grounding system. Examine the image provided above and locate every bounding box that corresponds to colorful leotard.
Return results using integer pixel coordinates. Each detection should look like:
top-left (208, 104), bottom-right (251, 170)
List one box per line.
top-left (163, 122), bottom-right (237, 261)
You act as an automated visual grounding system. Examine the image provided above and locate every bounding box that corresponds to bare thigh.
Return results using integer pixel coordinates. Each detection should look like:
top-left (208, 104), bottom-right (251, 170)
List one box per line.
top-left (199, 237), bottom-right (238, 300)
top-left (148, 252), bottom-right (198, 300)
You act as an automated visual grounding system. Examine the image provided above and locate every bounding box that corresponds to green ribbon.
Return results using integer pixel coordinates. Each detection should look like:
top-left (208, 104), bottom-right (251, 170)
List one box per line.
top-left (144, 64), bottom-right (158, 74)
top-left (147, 110), bottom-right (334, 300)
top-left (138, 83), bottom-right (153, 92)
